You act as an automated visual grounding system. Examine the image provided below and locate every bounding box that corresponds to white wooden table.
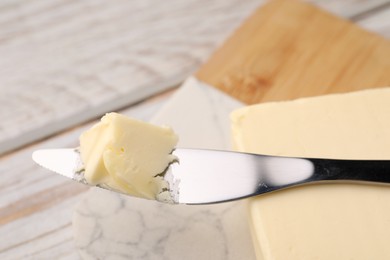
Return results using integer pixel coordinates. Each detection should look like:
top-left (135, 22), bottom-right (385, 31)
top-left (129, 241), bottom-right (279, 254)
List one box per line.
top-left (0, 0), bottom-right (389, 259)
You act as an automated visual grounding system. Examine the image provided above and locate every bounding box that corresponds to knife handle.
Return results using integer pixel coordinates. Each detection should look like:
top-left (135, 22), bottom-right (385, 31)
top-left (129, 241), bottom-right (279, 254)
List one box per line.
top-left (310, 159), bottom-right (390, 184)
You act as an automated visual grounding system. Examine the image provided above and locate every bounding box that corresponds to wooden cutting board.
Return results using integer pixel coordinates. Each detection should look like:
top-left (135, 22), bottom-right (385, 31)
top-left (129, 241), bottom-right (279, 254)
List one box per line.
top-left (196, 0), bottom-right (390, 104)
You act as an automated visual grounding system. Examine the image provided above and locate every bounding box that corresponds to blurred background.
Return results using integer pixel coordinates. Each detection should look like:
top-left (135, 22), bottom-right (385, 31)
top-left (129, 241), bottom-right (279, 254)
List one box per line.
top-left (0, 0), bottom-right (389, 155)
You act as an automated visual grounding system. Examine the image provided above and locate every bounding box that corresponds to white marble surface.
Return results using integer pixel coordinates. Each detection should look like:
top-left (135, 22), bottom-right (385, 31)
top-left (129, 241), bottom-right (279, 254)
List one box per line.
top-left (152, 77), bottom-right (243, 150)
top-left (73, 78), bottom-right (254, 260)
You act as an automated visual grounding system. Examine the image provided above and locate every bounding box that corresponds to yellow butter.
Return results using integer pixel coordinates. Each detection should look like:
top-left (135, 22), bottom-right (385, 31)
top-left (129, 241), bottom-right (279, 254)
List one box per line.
top-left (79, 113), bottom-right (178, 200)
top-left (231, 88), bottom-right (390, 260)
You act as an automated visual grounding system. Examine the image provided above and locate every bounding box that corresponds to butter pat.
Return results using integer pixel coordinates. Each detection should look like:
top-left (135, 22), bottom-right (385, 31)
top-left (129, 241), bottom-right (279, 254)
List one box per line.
top-left (231, 88), bottom-right (390, 260)
top-left (79, 113), bottom-right (178, 200)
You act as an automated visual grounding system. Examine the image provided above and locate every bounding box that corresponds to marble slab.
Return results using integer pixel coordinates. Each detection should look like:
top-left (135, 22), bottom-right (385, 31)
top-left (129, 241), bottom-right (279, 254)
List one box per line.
top-left (72, 78), bottom-right (258, 260)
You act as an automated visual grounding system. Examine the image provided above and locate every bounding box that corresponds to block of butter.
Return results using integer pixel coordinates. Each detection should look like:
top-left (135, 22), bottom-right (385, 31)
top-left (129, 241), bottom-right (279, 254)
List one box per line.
top-left (79, 112), bottom-right (178, 201)
top-left (231, 88), bottom-right (390, 260)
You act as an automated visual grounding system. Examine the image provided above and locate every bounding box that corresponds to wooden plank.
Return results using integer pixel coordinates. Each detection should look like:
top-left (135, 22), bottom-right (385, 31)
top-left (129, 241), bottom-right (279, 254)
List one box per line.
top-left (196, 0), bottom-right (390, 104)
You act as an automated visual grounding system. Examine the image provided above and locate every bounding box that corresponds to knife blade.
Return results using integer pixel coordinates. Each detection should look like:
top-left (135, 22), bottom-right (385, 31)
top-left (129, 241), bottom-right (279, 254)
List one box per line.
top-left (32, 148), bottom-right (86, 183)
top-left (32, 148), bottom-right (390, 205)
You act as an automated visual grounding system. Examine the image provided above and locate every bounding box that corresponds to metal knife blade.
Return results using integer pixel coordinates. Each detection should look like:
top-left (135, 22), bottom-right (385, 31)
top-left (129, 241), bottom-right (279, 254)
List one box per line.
top-left (32, 148), bottom-right (390, 205)
top-left (32, 148), bottom-right (86, 183)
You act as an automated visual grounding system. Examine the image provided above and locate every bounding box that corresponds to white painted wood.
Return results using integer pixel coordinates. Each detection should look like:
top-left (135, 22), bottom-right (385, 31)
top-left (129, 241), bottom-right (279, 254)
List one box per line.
top-left (0, 0), bottom-right (265, 155)
top-left (358, 7), bottom-right (390, 38)
top-left (311, 0), bottom-right (390, 18)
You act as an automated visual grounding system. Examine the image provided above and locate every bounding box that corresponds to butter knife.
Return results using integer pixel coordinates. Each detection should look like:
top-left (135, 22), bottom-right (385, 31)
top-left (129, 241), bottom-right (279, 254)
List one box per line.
top-left (32, 148), bottom-right (390, 204)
